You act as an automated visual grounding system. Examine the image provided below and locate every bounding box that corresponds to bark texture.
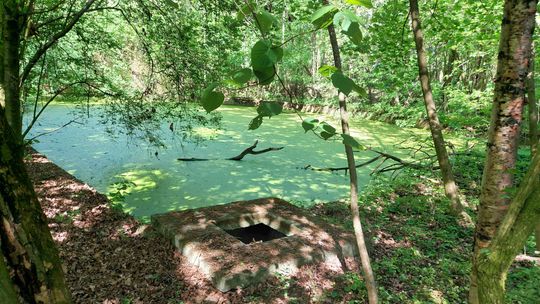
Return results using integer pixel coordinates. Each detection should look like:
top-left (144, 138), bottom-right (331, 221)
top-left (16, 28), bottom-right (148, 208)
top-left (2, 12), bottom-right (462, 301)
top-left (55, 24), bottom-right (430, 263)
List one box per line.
top-left (409, 0), bottom-right (471, 224)
top-left (0, 244), bottom-right (18, 303)
top-left (324, 4), bottom-right (378, 302)
top-left (469, 1), bottom-right (537, 303)
top-left (0, 108), bottom-right (72, 302)
top-left (528, 51), bottom-right (538, 155)
top-left (527, 50), bottom-right (540, 253)
top-left (476, 144), bottom-right (540, 303)
top-left (0, 2), bottom-right (5, 108)
top-left (2, 0), bottom-right (22, 143)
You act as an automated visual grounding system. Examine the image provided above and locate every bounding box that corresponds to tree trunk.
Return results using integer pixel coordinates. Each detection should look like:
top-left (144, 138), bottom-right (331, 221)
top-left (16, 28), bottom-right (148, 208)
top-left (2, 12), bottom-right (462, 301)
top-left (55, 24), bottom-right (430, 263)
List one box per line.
top-left (0, 2), bottom-right (5, 108)
top-left (0, 243), bottom-right (19, 303)
top-left (441, 49), bottom-right (457, 112)
top-left (324, 5), bottom-right (378, 303)
top-left (469, 1), bottom-right (537, 303)
top-left (527, 49), bottom-right (540, 254)
top-left (0, 105), bottom-right (72, 303)
top-left (2, 1), bottom-right (22, 143)
top-left (476, 143), bottom-right (540, 303)
top-left (409, 0), bottom-right (471, 225)
top-left (529, 50), bottom-right (538, 155)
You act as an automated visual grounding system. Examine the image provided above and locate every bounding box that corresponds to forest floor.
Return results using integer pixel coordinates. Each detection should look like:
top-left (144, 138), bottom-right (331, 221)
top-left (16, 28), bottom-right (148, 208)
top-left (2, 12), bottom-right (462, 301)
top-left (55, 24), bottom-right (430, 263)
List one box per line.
top-left (26, 149), bottom-right (540, 303)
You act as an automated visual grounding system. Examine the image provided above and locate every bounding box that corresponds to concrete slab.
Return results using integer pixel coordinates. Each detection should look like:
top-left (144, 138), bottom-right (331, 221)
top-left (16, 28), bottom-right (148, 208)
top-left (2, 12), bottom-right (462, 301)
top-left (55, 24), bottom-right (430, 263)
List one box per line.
top-left (152, 197), bottom-right (357, 292)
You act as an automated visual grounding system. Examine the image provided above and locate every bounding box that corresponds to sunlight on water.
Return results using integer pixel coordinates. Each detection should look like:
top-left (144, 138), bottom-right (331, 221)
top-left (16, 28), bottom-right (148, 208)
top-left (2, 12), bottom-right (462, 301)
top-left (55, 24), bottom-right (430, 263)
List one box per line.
top-left (27, 103), bottom-right (430, 219)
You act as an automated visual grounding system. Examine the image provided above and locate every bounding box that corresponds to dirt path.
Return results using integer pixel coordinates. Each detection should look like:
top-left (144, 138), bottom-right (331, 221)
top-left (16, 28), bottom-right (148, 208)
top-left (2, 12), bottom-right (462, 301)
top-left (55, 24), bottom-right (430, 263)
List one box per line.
top-left (25, 149), bottom-right (346, 304)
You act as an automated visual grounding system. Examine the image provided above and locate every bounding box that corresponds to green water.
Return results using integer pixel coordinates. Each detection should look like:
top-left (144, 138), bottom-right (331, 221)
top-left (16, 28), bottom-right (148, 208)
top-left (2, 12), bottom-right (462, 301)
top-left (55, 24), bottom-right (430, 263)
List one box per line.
top-left (28, 104), bottom-right (429, 219)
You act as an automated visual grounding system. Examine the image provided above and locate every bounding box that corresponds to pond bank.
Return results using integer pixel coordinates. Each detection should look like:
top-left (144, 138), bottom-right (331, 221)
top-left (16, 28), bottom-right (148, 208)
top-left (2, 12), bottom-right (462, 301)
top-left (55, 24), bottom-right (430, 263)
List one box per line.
top-left (25, 149), bottom-right (360, 303)
top-left (225, 97), bottom-right (430, 128)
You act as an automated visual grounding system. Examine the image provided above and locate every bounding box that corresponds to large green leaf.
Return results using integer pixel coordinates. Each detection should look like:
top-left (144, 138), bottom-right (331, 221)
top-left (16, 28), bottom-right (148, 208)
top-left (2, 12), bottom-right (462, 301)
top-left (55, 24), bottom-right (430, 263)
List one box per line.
top-left (334, 11), bottom-right (363, 45)
top-left (230, 68), bottom-right (252, 85)
top-left (201, 85), bottom-right (224, 113)
top-left (253, 66), bottom-right (276, 85)
top-left (318, 65), bottom-right (338, 78)
top-left (320, 122), bottom-right (337, 140)
top-left (341, 134), bottom-right (366, 150)
top-left (331, 71), bottom-right (354, 96)
top-left (257, 101), bottom-right (283, 117)
top-left (251, 40), bottom-right (283, 70)
top-left (255, 10), bottom-right (277, 34)
top-left (248, 115), bottom-right (263, 130)
top-left (345, 0), bottom-right (373, 8)
top-left (344, 22), bottom-right (362, 45)
top-left (311, 5), bottom-right (338, 29)
top-left (302, 118), bottom-right (319, 132)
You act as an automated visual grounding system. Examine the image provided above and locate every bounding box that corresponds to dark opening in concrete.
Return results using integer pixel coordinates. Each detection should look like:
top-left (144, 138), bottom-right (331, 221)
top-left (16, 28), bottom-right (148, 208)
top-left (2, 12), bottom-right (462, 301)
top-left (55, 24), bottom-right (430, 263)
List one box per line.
top-left (224, 223), bottom-right (287, 244)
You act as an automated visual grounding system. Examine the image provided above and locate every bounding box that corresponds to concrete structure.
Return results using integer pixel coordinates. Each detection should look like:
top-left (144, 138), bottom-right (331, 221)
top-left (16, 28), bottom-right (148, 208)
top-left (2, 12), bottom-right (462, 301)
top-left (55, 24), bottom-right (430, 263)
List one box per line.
top-left (152, 197), bottom-right (357, 292)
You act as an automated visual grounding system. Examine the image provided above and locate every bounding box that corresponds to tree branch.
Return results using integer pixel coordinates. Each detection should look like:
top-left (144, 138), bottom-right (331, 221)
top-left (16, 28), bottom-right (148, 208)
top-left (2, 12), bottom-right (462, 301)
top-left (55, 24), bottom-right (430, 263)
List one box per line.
top-left (177, 140), bottom-right (284, 162)
top-left (20, 0), bottom-right (99, 86)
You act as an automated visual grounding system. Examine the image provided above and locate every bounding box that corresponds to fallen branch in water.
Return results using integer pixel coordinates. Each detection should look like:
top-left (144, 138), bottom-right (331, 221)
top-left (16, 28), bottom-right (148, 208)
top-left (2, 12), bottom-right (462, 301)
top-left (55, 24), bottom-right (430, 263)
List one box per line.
top-left (177, 140), bottom-right (284, 162)
top-left (301, 148), bottom-right (438, 175)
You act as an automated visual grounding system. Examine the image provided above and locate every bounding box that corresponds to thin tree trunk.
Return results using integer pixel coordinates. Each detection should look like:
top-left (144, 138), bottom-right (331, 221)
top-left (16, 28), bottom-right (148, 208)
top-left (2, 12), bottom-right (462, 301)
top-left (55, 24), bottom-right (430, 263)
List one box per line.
top-left (527, 49), bottom-right (540, 254)
top-left (527, 50), bottom-right (540, 253)
top-left (469, 1), bottom-right (537, 302)
top-left (0, 105), bottom-right (72, 303)
top-left (535, 224), bottom-right (540, 254)
top-left (441, 49), bottom-right (457, 112)
top-left (311, 32), bottom-right (317, 81)
top-left (409, 0), bottom-right (471, 225)
top-left (324, 8), bottom-right (378, 304)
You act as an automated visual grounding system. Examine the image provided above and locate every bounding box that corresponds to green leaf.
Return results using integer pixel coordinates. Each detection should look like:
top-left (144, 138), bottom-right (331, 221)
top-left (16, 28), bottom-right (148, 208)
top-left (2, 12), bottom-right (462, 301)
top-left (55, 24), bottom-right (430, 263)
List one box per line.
top-left (164, 0), bottom-right (179, 9)
top-left (343, 22), bottom-right (362, 45)
top-left (331, 71), bottom-right (354, 96)
top-left (318, 65), bottom-right (338, 78)
top-left (334, 10), bottom-right (360, 26)
top-left (311, 5), bottom-right (339, 29)
top-left (255, 10), bottom-right (277, 34)
top-left (352, 83), bottom-right (368, 97)
top-left (334, 11), bottom-right (363, 45)
top-left (345, 0), bottom-right (373, 8)
top-left (251, 40), bottom-right (283, 70)
top-left (230, 68), bottom-right (252, 85)
top-left (248, 115), bottom-right (263, 130)
top-left (257, 101), bottom-right (283, 117)
top-left (302, 118), bottom-right (319, 132)
top-left (237, 2), bottom-right (255, 21)
top-left (321, 122), bottom-right (336, 134)
top-left (341, 134), bottom-right (365, 150)
top-left (253, 66), bottom-right (276, 85)
top-left (320, 131), bottom-right (335, 140)
top-left (201, 85), bottom-right (224, 113)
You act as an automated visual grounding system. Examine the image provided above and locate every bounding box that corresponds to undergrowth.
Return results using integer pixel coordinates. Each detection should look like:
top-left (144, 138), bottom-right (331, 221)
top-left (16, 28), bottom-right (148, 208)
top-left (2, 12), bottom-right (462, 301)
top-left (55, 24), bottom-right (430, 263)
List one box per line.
top-left (311, 154), bottom-right (538, 303)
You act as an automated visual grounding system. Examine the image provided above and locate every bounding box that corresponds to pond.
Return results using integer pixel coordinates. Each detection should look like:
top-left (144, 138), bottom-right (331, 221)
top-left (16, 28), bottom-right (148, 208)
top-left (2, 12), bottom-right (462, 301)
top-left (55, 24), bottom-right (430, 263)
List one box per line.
top-left (28, 103), bottom-right (428, 220)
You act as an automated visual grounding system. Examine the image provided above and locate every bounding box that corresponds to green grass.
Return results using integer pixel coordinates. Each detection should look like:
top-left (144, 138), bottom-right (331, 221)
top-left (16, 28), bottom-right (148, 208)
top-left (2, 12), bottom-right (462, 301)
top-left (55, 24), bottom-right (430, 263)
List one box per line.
top-left (312, 155), bottom-right (538, 303)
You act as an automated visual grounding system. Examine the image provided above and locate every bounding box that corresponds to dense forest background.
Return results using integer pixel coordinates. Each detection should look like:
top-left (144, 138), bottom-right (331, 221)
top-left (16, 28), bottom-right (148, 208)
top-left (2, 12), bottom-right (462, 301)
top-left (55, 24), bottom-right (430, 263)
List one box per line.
top-left (17, 0), bottom-right (509, 136)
